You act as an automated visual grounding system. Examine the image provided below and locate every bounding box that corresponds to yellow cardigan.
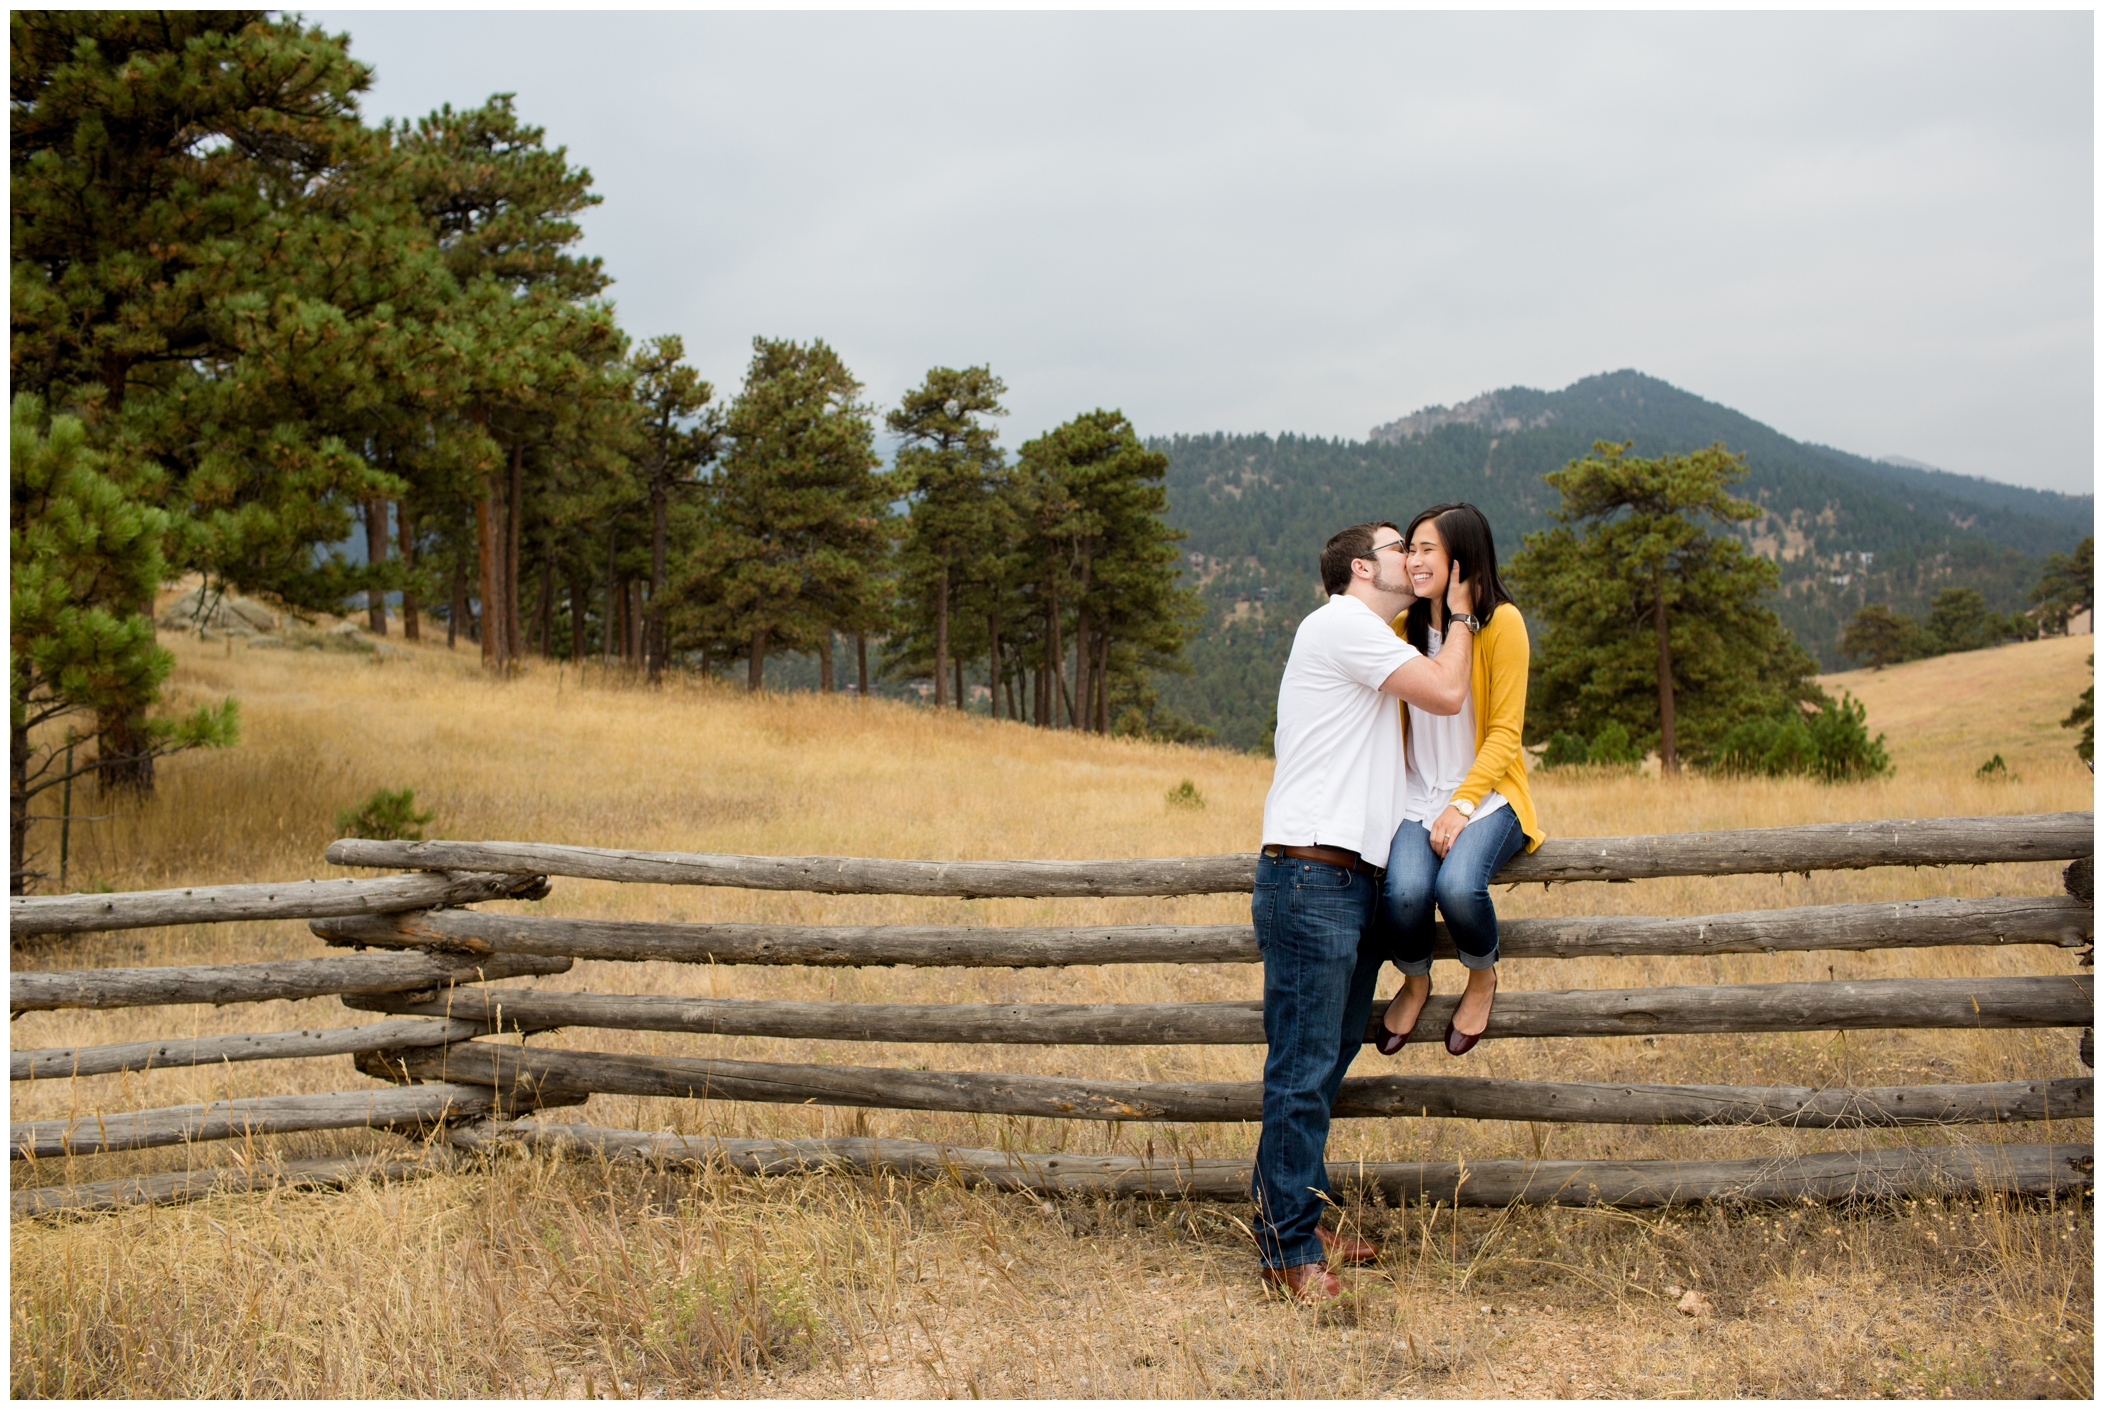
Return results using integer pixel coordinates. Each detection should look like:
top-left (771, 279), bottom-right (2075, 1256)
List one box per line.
top-left (1390, 601), bottom-right (1545, 853)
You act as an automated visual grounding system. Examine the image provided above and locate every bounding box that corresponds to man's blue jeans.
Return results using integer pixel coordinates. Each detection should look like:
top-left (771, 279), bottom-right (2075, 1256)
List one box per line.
top-left (1249, 851), bottom-right (1386, 1269)
top-left (1382, 808), bottom-right (1527, 974)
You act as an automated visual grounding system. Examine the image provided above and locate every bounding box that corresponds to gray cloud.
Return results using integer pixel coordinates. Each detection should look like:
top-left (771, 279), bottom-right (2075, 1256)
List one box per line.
top-left (309, 9), bottom-right (2093, 493)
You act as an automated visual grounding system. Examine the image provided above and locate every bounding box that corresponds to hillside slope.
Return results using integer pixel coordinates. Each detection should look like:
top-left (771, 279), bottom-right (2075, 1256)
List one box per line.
top-left (1155, 371), bottom-right (2089, 748)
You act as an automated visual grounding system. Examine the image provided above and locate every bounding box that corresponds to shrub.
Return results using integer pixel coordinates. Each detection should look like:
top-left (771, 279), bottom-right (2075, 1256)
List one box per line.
top-left (335, 787), bottom-right (434, 841)
top-left (1540, 722), bottom-right (1644, 770)
top-left (1164, 779), bottom-right (1205, 810)
top-left (1715, 692), bottom-right (1890, 783)
top-left (1976, 754), bottom-right (2017, 782)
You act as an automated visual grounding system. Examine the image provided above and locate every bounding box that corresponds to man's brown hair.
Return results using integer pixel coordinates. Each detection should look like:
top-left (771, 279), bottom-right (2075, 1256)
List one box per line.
top-left (1319, 521), bottom-right (1401, 595)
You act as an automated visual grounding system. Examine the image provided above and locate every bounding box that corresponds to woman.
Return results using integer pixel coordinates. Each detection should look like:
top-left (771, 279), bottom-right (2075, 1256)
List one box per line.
top-left (1373, 502), bottom-right (1545, 1056)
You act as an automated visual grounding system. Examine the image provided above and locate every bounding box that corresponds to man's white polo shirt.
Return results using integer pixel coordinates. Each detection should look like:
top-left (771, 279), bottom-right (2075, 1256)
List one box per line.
top-left (1260, 593), bottom-right (1419, 863)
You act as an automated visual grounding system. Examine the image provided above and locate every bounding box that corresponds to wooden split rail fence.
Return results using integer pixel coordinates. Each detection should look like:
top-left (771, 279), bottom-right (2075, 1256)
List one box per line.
top-left (9, 812), bottom-right (2095, 1217)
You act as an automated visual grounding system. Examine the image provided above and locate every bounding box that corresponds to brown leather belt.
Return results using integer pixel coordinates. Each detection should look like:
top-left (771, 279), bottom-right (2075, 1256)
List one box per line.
top-left (1263, 844), bottom-right (1383, 876)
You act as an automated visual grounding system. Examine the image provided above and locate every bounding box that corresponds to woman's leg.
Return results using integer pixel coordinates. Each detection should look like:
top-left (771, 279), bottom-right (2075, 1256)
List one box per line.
top-left (1435, 810), bottom-right (1527, 1036)
top-left (1378, 823), bottom-right (1441, 1036)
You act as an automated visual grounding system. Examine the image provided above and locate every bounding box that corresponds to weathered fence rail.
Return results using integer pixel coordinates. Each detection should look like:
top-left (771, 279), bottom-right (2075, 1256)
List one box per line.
top-left (343, 974), bottom-right (2091, 1045)
top-left (452, 1123), bottom-right (2095, 1207)
top-left (356, 1040), bottom-right (2091, 1128)
top-left (9, 869), bottom-right (547, 935)
top-left (10, 812), bottom-right (2093, 1215)
top-left (8, 951), bottom-right (570, 1012)
top-left (323, 811), bottom-right (2093, 895)
top-left (313, 893), bottom-right (2090, 967)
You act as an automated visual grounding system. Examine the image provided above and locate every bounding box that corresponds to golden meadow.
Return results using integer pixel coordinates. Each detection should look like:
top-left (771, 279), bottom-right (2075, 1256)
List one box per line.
top-left (9, 620), bottom-right (2094, 1398)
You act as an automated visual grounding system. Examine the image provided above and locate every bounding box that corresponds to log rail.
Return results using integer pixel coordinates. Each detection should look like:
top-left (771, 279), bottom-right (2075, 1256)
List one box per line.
top-left (9, 811), bottom-right (2093, 1214)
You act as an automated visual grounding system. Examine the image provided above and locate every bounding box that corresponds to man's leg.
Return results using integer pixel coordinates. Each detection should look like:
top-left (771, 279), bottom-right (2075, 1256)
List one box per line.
top-left (1250, 855), bottom-right (1376, 1270)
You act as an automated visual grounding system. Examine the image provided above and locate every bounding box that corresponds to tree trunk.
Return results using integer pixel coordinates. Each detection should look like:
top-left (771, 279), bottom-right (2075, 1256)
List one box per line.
top-left (10, 716), bottom-right (31, 894)
top-left (397, 501), bottom-right (419, 642)
top-left (1073, 612), bottom-right (1091, 730)
top-left (364, 500), bottom-right (389, 635)
top-left (648, 479), bottom-right (668, 681)
top-left (1653, 568), bottom-right (1678, 774)
top-left (933, 562), bottom-right (950, 707)
top-left (857, 632), bottom-right (869, 700)
top-left (748, 627), bottom-right (769, 692)
top-left (448, 560), bottom-right (465, 649)
top-left (818, 632), bottom-right (835, 693)
top-left (505, 442), bottom-right (524, 665)
top-left (478, 483), bottom-right (502, 671)
top-left (1047, 588), bottom-right (1067, 727)
top-left (988, 611), bottom-right (1001, 718)
top-left (568, 563), bottom-right (585, 664)
top-left (1095, 632), bottom-right (1110, 732)
top-left (603, 523), bottom-right (619, 665)
top-left (534, 540), bottom-right (554, 657)
top-left (630, 581), bottom-right (646, 664)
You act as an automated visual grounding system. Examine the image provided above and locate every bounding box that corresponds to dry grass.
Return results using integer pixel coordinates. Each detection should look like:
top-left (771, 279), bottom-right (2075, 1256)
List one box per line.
top-left (10, 613), bottom-right (2095, 1398)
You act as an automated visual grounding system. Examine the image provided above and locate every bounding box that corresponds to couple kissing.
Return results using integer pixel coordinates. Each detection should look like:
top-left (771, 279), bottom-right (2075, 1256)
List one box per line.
top-left (1250, 503), bottom-right (1544, 1306)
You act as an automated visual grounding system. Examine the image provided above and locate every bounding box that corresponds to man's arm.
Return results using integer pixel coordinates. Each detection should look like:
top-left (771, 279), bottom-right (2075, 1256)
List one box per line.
top-left (1378, 570), bottom-right (1476, 714)
top-left (1380, 627), bottom-right (1471, 713)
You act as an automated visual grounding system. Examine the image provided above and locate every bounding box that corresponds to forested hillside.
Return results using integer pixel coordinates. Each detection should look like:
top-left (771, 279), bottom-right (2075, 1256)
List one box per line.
top-left (1154, 371), bottom-right (2090, 750)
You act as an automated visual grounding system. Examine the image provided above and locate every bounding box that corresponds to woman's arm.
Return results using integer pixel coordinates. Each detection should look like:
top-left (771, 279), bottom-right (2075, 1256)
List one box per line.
top-left (1454, 605), bottom-right (1528, 810)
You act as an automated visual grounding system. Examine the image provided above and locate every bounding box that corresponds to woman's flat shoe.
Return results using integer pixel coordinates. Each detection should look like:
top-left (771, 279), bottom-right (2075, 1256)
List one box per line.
top-left (1375, 987), bottom-right (1430, 1055)
top-left (1444, 971), bottom-right (1498, 1056)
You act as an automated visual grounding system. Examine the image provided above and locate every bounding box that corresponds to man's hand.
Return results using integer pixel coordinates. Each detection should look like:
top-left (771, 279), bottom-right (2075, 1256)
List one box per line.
top-left (1446, 561), bottom-right (1475, 619)
top-left (1428, 804), bottom-right (1468, 858)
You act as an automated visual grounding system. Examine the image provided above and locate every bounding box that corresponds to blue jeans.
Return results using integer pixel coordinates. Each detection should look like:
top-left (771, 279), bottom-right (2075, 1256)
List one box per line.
top-left (1249, 852), bottom-right (1387, 1269)
top-left (1382, 808), bottom-right (1527, 974)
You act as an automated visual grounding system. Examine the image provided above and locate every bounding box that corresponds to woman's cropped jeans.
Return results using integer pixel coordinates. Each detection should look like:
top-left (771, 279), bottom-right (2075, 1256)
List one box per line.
top-left (1382, 808), bottom-right (1526, 975)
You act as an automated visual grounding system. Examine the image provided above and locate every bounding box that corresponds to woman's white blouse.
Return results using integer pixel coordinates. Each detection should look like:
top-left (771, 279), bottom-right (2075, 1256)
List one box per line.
top-left (1401, 625), bottom-right (1508, 827)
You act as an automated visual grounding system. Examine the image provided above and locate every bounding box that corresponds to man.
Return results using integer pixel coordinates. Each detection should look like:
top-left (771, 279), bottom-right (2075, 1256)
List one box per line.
top-left (1252, 520), bottom-right (1477, 1305)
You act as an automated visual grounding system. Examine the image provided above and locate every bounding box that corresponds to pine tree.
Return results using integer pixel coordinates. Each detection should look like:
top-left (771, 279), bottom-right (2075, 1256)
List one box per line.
top-left (889, 368), bottom-right (1009, 707)
top-left (1840, 603), bottom-right (1924, 670)
top-left (1510, 440), bottom-right (1820, 770)
top-left (10, 398), bottom-right (235, 892)
top-left (708, 338), bottom-right (887, 690)
top-left (622, 336), bottom-right (716, 679)
top-left (2030, 537), bottom-right (2094, 636)
top-left (1013, 410), bottom-right (1199, 732)
top-left (11, 11), bottom-right (395, 787)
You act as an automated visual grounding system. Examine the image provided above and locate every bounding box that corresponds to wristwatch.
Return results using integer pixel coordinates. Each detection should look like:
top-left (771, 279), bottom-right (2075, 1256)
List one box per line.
top-left (1452, 798), bottom-right (1476, 818)
top-left (1449, 612), bottom-right (1483, 633)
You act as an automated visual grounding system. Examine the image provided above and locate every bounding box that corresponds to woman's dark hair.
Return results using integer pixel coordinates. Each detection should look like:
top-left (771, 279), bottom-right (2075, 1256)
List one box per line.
top-left (1399, 502), bottom-right (1516, 655)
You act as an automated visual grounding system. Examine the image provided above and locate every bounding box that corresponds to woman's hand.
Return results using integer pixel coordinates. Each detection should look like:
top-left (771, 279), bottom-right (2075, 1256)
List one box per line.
top-left (1428, 804), bottom-right (1468, 858)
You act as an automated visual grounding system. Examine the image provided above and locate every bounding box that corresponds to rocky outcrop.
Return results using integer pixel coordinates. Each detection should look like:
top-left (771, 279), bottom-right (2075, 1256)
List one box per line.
top-left (1369, 391), bottom-right (1556, 444)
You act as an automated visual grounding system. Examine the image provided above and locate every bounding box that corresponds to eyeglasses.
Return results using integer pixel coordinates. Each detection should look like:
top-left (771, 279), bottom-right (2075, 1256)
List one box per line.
top-left (1361, 539), bottom-right (1406, 558)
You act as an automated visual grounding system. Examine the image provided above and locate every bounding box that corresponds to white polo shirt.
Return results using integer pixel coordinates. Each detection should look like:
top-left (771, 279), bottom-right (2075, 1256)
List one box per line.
top-left (1260, 594), bottom-right (1419, 862)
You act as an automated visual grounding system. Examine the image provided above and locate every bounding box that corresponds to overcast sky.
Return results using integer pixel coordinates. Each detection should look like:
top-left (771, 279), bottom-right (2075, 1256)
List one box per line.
top-left (307, 9), bottom-right (2094, 495)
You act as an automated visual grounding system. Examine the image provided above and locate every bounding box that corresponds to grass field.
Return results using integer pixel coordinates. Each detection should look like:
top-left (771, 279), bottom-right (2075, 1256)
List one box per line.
top-left (9, 618), bottom-right (2094, 1398)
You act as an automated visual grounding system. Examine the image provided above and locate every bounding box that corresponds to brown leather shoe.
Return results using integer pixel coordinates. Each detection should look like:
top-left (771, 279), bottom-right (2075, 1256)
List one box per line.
top-left (1260, 1261), bottom-right (1348, 1305)
top-left (1316, 1224), bottom-right (1380, 1266)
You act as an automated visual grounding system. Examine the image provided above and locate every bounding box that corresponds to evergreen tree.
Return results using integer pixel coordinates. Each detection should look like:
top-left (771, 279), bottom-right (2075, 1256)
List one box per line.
top-left (388, 93), bottom-right (622, 672)
top-left (1840, 603), bottom-right (1924, 670)
top-left (1509, 440), bottom-right (1820, 769)
top-left (10, 398), bottom-right (235, 892)
top-left (889, 367), bottom-right (1009, 707)
top-left (708, 337), bottom-right (887, 690)
top-left (2030, 537), bottom-right (2093, 635)
top-left (11, 10), bottom-right (402, 787)
top-left (622, 336), bottom-right (715, 679)
top-left (1923, 586), bottom-right (2003, 655)
top-left (1013, 410), bottom-right (1199, 732)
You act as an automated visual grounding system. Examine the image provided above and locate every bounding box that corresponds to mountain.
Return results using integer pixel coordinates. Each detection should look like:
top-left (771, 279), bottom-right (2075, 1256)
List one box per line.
top-left (1152, 370), bottom-right (2090, 751)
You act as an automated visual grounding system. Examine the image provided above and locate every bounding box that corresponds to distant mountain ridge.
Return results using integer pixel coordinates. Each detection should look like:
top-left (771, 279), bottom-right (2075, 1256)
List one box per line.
top-left (1150, 370), bottom-right (2088, 750)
